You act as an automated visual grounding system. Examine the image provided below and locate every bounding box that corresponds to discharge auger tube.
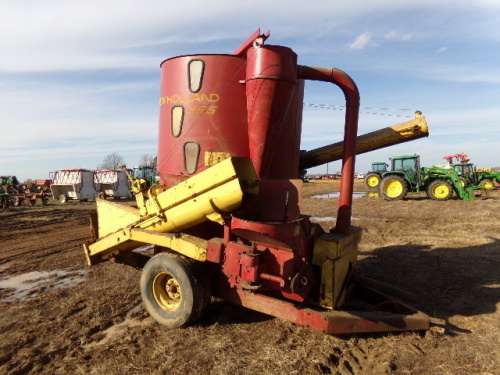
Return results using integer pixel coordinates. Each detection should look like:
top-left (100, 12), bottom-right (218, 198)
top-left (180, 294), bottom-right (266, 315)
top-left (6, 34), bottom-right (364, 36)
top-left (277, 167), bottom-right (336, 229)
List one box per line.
top-left (299, 115), bottom-right (429, 169)
top-left (298, 66), bottom-right (360, 234)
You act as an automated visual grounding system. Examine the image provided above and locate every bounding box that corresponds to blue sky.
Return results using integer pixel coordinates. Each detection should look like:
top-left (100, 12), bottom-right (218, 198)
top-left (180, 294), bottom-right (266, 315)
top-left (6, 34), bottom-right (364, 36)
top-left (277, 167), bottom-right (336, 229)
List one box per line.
top-left (1, 1), bottom-right (499, 181)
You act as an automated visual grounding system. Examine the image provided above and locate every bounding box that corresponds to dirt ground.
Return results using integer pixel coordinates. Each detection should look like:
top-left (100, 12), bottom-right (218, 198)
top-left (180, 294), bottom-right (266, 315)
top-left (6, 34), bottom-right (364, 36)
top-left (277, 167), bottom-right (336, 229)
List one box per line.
top-left (0, 181), bottom-right (499, 375)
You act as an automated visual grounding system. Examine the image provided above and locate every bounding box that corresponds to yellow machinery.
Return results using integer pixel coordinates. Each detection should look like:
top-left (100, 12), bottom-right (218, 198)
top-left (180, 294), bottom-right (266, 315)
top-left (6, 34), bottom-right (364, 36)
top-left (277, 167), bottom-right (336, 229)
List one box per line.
top-left (83, 30), bottom-right (444, 334)
top-left (85, 157), bottom-right (259, 265)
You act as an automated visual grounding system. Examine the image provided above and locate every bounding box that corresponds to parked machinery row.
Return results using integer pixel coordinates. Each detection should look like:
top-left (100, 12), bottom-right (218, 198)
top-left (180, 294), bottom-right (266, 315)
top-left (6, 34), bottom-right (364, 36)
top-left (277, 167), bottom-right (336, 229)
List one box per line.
top-left (364, 154), bottom-right (497, 201)
top-left (0, 176), bottom-right (50, 207)
top-left (1, 167), bottom-right (153, 208)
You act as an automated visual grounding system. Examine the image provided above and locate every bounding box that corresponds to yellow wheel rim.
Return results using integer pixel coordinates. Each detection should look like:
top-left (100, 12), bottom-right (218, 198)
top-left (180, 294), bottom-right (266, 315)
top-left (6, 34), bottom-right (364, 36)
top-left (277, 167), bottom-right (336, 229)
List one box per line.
top-left (383, 180), bottom-right (403, 198)
top-left (483, 181), bottom-right (494, 189)
top-left (367, 176), bottom-right (379, 187)
top-left (432, 184), bottom-right (450, 199)
top-left (152, 272), bottom-right (182, 311)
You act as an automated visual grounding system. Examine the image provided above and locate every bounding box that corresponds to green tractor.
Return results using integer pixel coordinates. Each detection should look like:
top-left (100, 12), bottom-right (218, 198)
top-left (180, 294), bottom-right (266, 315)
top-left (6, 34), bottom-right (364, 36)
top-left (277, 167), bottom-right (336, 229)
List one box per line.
top-left (364, 162), bottom-right (388, 189)
top-left (452, 163), bottom-right (500, 189)
top-left (379, 155), bottom-right (478, 201)
top-left (132, 166), bottom-right (159, 188)
top-left (475, 168), bottom-right (500, 189)
top-left (442, 153), bottom-right (499, 190)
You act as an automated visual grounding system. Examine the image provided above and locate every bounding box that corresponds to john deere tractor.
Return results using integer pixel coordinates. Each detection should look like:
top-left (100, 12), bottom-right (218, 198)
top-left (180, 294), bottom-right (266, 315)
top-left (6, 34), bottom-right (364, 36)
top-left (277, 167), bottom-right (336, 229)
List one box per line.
top-left (452, 163), bottom-right (500, 189)
top-left (364, 162), bottom-right (388, 189)
top-left (132, 166), bottom-right (159, 188)
top-left (379, 155), bottom-right (479, 201)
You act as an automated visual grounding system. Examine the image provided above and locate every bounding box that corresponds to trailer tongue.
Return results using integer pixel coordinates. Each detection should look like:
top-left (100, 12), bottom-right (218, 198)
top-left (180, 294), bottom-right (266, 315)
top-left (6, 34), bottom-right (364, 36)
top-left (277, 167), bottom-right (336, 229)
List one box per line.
top-left (84, 30), bottom-right (443, 334)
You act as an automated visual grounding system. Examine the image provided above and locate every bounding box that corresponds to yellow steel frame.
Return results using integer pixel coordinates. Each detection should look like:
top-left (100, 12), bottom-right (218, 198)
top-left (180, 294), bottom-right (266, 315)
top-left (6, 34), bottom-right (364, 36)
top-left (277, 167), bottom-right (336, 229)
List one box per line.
top-left (312, 227), bottom-right (362, 309)
top-left (84, 157), bottom-right (259, 266)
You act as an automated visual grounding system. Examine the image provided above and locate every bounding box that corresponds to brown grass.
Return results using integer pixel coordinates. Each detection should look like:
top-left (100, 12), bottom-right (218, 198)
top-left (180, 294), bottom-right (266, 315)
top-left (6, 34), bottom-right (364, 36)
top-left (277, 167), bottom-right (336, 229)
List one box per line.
top-left (0, 184), bottom-right (499, 374)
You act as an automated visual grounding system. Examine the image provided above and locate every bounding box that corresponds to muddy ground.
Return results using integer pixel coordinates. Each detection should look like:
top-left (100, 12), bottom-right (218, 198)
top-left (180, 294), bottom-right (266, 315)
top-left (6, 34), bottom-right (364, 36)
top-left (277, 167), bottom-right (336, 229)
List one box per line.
top-left (0, 181), bottom-right (499, 375)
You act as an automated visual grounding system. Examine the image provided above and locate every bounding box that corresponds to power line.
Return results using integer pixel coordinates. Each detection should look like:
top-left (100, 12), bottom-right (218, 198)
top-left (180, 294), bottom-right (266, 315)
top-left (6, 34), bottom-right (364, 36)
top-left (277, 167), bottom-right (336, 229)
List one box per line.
top-left (303, 103), bottom-right (415, 118)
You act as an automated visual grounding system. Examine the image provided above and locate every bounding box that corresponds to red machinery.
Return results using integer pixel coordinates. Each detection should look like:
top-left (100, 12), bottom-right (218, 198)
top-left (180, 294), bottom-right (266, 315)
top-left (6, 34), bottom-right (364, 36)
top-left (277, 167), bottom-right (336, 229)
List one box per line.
top-left (85, 30), bottom-right (442, 335)
top-left (443, 153), bottom-right (470, 164)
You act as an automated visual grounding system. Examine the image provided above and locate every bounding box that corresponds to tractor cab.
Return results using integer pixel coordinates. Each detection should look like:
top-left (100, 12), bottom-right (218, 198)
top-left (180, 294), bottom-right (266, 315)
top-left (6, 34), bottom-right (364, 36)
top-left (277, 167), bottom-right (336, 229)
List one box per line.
top-left (132, 166), bottom-right (159, 188)
top-left (453, 163), bottom-right (477, 186)
top-left (132, 166), bottom-right (155, 180)
top-left (372, 162), bottom-right (388, 173)
top-left (390, 155), bottom-right (421, 184)
top-left (453, 163), bottom-right (474, 176)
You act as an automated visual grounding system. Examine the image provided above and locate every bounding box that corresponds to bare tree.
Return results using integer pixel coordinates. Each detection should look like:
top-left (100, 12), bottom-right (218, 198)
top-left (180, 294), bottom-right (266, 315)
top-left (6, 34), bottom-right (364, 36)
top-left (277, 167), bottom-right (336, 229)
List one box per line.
top-left (98, 152), bottom-right (126, 170)
top-left (137, 154), bottom-right (157, 168)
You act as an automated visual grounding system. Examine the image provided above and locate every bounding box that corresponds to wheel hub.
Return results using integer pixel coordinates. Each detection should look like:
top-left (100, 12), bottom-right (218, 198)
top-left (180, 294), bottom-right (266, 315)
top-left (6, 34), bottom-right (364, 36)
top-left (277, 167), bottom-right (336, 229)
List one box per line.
top-left (483, 181), bottom-right (493, 189)
top-left (384, 180), bottom-right (403, 197)
top-left (367, 176), bottom-right (378, 187)
top-left (152, 272), bottom-right (182, 311)
top-left (433, 184), bottom-right (449, 198)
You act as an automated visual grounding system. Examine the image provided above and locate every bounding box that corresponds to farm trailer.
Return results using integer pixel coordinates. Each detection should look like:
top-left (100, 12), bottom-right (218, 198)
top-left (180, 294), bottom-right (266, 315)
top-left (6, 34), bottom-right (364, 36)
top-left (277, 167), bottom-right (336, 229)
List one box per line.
top-left (83, 30), bottom-right (443, 335)
top-left (94, 170), bottom-right (132, 200)
top-left (50, 169), bottom-right (99, 203)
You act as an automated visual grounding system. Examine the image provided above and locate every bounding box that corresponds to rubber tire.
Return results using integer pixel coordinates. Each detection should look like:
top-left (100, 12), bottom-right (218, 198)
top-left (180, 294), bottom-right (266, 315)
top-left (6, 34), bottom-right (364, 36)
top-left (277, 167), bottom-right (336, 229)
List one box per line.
top-left (427, 180), bottom-right (453, 201)
top-left (140, 252), bottom-right (210, 328)
top-left (364, 173), bottom-right (381, 189)
top-left (479, 179), bottom-right (494, 189)
top-left (380, 175), bottom-right (408, 201)
top-left (59, 194), bottom-right (68, 204)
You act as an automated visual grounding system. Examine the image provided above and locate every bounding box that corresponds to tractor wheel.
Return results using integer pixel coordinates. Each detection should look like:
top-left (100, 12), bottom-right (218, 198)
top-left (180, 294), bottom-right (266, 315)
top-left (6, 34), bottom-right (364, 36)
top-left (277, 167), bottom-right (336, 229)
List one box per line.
top-left (59, 194), bottom-right (68, 204)
top-left (380, 175), bottom-right (408, 200)
top-left (427, 180), bottom-right (453, 201)
top-left (140, 252), bottom-right (210, 328)
top-left (364, 173), bottom-right (381, 189)
top-left (458, 177), bottom-right (468, 188)
top-left (479, 179), bottom-right (494, 189)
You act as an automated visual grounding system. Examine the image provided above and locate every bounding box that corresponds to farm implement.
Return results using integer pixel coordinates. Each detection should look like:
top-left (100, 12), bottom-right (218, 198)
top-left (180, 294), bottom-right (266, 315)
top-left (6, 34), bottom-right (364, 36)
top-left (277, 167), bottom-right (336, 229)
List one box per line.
top-left (0, 176), bottom-right (50, 207)
top-left (83, 30), bottom-right (443, 335)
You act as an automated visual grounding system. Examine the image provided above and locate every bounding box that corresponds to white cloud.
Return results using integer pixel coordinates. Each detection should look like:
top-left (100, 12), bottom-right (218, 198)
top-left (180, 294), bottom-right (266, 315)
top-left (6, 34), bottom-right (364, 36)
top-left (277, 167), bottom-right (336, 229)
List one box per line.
top-left (1, 0), bottom-right (499, 180)
top-left (348, 32), bottom-right (373, 51)
top-left (384, 31), bottom-right (413, 41)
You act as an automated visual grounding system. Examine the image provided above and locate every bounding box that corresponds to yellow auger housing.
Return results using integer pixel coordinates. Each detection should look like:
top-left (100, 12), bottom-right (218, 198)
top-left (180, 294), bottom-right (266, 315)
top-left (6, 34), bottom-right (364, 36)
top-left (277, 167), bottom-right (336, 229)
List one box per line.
top-left (83, 157), bottom-right (259, 266)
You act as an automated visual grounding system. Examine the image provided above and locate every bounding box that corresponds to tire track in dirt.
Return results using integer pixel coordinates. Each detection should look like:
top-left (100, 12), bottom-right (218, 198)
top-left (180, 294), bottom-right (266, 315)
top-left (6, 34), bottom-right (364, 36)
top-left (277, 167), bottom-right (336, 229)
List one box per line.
top-left (317, 341), bottom-right (393, 375)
